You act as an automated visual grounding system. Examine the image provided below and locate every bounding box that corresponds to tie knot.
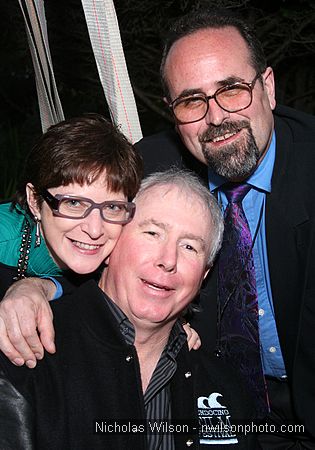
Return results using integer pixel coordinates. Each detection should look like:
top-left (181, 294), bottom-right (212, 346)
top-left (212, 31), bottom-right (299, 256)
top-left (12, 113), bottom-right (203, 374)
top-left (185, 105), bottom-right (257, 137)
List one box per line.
top-left (222, 183), bottom-right (251, 203)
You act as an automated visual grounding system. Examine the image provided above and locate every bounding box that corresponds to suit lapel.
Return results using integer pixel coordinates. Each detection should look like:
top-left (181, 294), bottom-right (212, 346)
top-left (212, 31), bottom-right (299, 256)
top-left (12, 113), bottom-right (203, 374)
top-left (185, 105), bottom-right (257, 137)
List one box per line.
top-left (265, 115), bottom-right (308, 375)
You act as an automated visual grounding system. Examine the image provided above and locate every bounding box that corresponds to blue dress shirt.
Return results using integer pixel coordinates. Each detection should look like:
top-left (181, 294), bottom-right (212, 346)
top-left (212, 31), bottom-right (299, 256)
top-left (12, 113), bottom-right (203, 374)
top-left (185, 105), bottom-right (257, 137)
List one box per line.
top-left (208, 132), bottom-right (286, 378)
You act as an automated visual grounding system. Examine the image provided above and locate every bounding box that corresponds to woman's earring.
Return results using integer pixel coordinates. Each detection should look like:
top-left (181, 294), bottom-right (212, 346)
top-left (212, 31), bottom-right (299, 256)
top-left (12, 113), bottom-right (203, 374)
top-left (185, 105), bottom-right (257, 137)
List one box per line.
top-left (34, 216), bottom-right (41, 247)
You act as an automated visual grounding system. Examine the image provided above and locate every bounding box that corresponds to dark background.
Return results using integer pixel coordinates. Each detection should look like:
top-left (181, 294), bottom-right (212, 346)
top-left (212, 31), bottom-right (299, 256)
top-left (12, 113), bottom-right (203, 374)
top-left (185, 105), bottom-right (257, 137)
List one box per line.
top-left (1, 0), bottom-right (315, 199)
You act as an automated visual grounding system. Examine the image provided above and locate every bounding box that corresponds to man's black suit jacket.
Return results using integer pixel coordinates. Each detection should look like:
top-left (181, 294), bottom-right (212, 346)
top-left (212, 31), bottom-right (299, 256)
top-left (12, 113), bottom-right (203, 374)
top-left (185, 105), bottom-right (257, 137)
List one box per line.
top-left (136, 105), bottom-right (315, 437)
top-left (0, 281), bottom-right (256, 449)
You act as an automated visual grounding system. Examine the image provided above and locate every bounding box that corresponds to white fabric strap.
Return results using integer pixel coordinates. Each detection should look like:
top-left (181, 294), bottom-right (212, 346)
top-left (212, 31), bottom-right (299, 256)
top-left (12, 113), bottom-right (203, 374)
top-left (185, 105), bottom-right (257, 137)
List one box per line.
top-left (81, 0), bottom-right (142, 143)
top-left (18, 0), bottom-right (64, 132)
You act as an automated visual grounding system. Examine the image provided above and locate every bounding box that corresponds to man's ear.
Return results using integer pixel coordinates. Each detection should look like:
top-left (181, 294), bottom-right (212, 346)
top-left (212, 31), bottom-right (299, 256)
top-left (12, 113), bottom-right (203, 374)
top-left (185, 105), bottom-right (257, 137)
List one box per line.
top-left (263, 67), bottom-right (276, 111)
top-left (26, 183), bottom-right (41, 219)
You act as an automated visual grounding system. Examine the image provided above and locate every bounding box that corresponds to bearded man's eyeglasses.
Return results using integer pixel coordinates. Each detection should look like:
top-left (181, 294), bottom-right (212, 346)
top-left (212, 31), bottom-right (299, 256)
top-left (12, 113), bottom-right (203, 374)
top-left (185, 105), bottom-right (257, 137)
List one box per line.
top-left (40, 189), bottom-right (136, 224)
top-left (169, 72), bottom-right (262, 125)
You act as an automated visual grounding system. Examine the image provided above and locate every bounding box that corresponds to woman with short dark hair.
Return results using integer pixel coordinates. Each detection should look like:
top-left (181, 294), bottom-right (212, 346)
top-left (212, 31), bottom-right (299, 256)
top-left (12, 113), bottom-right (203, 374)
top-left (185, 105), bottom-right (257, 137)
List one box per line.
top-left (0, 113), bottom-right (143, 291)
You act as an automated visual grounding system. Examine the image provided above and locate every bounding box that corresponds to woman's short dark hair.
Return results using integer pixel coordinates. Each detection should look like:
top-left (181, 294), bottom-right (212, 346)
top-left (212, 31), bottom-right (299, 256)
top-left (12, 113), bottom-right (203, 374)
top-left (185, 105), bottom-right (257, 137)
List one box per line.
top-left (15, 114), bottom-right (143, 209)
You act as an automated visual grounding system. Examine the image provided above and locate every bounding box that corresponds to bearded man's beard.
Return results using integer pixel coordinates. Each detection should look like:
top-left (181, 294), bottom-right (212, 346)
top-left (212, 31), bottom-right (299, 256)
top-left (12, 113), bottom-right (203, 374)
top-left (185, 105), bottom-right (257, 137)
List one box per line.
top-left (199, 121), bottom-right (261, 180)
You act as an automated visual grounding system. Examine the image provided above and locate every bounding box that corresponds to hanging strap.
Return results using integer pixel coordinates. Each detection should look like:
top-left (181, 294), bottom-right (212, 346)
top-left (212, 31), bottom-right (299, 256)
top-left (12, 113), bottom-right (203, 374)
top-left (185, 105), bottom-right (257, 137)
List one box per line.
top-left (81, 0), bottom-right (142, 143)
top-left (18, 0), bottom-right (64, 132)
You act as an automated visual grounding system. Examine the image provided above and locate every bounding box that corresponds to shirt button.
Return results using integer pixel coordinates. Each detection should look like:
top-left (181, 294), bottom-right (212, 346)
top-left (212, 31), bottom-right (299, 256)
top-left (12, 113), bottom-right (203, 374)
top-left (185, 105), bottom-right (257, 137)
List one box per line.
top-left (186, 439), bottom-right (194, 447)
top-left (269, 346), bottom-right (276, 353)
top-left (125, 355), bottom-right (133, 362)
top-left (185, 371), bottom-right (192, 378)
top-left (258, 308), bottom-right (265, 316)
top-left (121, 326), bottom-right (129, 335)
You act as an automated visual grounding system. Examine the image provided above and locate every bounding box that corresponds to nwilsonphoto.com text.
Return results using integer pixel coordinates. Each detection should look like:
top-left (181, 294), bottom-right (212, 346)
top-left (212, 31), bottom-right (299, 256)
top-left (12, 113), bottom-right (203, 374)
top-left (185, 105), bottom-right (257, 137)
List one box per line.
top-left (93, 420), bottom-right (305, 436)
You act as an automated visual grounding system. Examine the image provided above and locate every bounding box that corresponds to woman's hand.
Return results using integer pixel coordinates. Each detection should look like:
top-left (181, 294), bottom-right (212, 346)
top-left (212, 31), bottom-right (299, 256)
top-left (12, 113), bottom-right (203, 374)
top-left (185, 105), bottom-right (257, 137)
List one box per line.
top-left (182, 322), bottom-right (201, 350)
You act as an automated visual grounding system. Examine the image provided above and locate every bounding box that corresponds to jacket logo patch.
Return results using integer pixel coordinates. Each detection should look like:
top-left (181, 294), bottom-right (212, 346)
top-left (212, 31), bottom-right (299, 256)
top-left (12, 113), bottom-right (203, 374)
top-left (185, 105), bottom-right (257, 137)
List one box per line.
top-left (198, 392), bottom-right (238, 445)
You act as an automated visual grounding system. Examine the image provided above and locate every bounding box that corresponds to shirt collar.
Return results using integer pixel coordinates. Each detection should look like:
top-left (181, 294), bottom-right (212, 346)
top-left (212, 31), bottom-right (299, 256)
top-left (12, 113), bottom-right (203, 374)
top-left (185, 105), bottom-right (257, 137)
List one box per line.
top-left (208, 131), bottom-right (276, 193)
top-left (103, 293), bottom-right (186, 356)
top-left (103, 294), bottom-right (135, 345)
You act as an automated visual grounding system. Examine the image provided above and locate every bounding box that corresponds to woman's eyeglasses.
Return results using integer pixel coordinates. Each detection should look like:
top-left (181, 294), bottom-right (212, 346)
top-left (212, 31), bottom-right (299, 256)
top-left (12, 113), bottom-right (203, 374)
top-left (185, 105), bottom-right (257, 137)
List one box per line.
top-left (40, 189), bottom-right (135, 224)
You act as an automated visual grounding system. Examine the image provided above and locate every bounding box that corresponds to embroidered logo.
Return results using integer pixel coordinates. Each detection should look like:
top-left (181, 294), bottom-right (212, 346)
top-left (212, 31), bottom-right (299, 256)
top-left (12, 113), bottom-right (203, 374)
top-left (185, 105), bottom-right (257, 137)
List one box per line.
top-left (198, 392), bottom-right (238, 445)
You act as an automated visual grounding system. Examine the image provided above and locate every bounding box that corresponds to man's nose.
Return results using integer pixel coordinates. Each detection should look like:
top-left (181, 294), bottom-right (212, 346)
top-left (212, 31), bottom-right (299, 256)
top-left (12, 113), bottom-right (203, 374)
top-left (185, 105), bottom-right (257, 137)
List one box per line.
top-left (155, 243), bottom-right (178, 273)
top-left (204, 98), bottom-right (230, 126)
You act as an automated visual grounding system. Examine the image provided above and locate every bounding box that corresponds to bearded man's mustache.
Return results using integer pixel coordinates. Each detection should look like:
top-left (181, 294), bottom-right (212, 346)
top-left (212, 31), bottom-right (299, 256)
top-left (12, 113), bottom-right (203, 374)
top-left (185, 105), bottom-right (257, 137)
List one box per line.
top-left (199, 120), bottom-right (250, 143)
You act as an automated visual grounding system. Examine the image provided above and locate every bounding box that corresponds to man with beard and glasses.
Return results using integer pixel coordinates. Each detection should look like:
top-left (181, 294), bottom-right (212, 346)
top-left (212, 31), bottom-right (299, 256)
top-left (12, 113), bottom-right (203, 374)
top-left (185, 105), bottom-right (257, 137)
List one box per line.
top-left (135, 8), bottom-right (315, 449)
top-left (1, 7), bottom-right (315, 449)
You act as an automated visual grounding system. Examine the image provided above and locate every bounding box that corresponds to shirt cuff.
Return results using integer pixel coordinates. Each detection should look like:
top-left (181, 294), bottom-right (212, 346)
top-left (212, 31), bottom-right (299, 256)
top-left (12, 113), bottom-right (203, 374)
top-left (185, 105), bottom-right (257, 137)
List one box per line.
top-left (40, 276), bottom-right (63, 300)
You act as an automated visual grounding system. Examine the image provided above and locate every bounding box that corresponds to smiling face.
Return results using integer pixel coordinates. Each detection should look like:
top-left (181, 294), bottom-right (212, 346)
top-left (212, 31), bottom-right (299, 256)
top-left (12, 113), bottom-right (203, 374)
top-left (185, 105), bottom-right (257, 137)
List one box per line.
top-left (100, 184), bottom-right (211, 335)
top-left (26, 176), bottom-right (126, 274)
top-left (164, 26), bottom-right (276, 181)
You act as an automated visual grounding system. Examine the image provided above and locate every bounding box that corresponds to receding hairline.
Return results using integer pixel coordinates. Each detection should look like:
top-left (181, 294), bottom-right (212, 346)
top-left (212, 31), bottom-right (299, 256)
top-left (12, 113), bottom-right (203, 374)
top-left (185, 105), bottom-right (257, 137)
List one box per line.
top-left (134, 182), bottom-right (214, 232)
top-left (162, 25), bottom-right (252, 97)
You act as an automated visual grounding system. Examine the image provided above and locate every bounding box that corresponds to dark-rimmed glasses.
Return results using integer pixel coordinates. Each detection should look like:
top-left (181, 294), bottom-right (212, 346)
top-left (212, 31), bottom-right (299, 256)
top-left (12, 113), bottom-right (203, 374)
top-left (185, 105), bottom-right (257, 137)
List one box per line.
top-left (40, 189), bottom-right (136, 224)
top-left (169, 72), bottom-right (262, 124)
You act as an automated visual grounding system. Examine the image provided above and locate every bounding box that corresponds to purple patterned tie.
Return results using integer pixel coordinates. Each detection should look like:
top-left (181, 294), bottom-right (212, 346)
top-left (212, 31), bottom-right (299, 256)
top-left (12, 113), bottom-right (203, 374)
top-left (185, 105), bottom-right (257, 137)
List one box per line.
top-left (218, 183), bottom-right (268, 418)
